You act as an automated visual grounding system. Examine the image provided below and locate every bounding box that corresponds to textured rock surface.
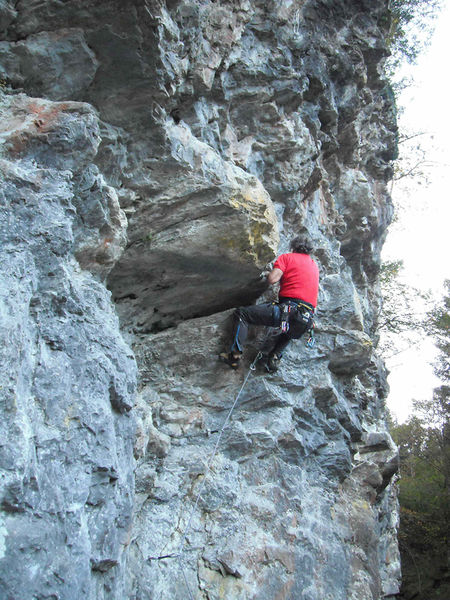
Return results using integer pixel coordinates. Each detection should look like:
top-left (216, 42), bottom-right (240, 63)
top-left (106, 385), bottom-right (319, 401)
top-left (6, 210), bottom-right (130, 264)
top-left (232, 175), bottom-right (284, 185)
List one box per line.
top-left (0, 1), bottom-right (401, 599)
top-left (0, 94), bottom-right (137, 598)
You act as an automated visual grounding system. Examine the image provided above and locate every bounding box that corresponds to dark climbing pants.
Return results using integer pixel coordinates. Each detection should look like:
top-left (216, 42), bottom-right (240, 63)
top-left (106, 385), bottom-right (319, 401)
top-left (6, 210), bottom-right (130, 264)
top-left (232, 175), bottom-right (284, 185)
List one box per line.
top-left (230, 301), bottom-right (313, 357)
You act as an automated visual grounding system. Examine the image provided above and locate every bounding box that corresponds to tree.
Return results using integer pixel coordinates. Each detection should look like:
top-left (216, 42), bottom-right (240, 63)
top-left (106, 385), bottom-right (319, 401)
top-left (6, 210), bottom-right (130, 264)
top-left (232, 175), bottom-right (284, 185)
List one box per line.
top-left (427, 280), bottom-right (450, 382)
top-left (391, 283), bottom-right (450, 599)
top-left (378, 259), bottom-right (430, 358)
top-left (385, 1), bottom-right (443, 192)
top-left (387, 0), bottom-right (443, 69)
top-left (390, 130), bottom-right (439, 195)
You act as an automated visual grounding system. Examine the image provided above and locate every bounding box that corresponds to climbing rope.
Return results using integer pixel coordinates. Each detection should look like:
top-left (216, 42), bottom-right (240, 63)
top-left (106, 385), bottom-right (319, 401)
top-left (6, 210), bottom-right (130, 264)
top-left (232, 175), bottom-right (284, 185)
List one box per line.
top-left (175, 349), bottom-right (263, 598)
top-left (148, 323), bottom-right (316, 596)
top-left (178, 554), bottom-right (195, 600)
top-left (147, 346), bottom-right (264, 598)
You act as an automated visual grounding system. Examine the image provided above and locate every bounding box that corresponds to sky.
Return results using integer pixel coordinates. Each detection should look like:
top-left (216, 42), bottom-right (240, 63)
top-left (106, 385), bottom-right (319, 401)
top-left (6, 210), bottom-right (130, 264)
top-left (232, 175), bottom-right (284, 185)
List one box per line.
top-left (382, 0), bottom-right (450, 422)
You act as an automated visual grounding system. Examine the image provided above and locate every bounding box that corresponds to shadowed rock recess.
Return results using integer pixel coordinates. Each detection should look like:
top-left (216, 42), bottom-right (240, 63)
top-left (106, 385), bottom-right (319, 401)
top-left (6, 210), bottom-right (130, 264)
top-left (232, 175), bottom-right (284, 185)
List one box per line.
top-left (0, 1), bottom-right (400, 599)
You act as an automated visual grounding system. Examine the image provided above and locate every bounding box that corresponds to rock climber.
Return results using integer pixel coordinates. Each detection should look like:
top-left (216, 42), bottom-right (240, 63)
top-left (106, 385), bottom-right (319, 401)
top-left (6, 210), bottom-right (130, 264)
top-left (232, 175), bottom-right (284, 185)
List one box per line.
top-left (220, 236), bottom-right (319, 372)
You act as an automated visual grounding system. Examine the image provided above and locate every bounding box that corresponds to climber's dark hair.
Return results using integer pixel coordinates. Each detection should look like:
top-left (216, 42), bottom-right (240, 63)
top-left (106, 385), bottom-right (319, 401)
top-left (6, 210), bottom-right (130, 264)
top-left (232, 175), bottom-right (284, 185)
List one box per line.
top-left (291, 236), bottom-right (313, 254)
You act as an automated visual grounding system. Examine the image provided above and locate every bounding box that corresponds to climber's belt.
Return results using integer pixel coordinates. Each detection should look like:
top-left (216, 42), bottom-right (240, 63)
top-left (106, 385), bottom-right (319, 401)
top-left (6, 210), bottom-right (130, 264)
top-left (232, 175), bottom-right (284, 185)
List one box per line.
top-left (279, 297), bottom-right (315, 314)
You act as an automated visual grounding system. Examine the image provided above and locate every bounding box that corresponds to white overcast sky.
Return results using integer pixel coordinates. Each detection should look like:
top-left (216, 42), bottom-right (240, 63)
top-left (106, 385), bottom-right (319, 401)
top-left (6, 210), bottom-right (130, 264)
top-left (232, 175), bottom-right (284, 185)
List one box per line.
top-left (382, 0), bottom-right (450, 422)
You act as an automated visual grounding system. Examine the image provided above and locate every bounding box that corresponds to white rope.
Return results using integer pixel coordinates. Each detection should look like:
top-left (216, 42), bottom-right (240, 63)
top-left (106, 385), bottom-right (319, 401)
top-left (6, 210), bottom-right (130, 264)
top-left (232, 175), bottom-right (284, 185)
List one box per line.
top-left (149, 319), bottom-right (315, 595)
top-left (178, 555), bottom-right (195, 600)
top-left (175, 351), bottom-right (262, 598)
top-left (178, 362), bottom-right (255, 546)
top-left (146, 344), bottom-right (265, 597)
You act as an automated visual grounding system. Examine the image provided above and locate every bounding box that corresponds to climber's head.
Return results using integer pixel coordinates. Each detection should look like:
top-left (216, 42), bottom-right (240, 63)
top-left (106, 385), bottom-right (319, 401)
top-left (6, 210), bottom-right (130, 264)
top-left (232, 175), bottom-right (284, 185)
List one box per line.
top-left (291, 235), bottom-right (313, 254)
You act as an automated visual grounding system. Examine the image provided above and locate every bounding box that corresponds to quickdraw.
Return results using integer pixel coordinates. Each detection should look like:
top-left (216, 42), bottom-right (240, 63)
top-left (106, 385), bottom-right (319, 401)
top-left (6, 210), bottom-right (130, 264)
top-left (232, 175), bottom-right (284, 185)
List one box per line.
top-left (280, 303), bottom-right (291, 332)
top-left (306, 322), bottom-right (316, 348)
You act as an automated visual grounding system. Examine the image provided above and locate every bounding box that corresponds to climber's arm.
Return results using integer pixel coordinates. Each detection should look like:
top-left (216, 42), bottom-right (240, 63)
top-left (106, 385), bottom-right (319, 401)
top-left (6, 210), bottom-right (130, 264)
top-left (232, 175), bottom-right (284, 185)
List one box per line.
top-left (267, 268), bottom-right (283, 285)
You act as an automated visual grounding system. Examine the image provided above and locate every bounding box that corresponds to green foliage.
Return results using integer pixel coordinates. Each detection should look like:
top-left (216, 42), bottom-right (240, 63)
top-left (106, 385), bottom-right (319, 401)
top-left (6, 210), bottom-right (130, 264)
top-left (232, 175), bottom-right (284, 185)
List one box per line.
top-left (384, 2), bottom-right (443, 196)
top-left (379, 259), bottom-right (404, 285)
top-left (391, 130), bottom-right (439, 193)
top-left (426, 280), bottom-right (450, 381)
top-left (398, 506), bottom-right (449, 600)
top-left (387, 0), bottom-right (442, 68)
top-left (378, 260), bottom-right (430, 357)
top-left (390, 283), bottom-right (450, 599)
top-left (392, 409), bottom-right (450, 598)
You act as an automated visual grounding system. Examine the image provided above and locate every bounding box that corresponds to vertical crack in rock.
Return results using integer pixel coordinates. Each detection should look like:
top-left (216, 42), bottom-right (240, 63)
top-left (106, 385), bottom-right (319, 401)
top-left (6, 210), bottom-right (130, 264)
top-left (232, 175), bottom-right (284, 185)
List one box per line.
top-left (0, 1), bottom-right (401, 599)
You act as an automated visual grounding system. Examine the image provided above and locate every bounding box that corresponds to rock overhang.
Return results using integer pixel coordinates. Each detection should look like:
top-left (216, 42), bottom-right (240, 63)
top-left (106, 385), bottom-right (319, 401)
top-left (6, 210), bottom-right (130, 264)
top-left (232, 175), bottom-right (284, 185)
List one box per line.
top-left (106, 119), bottom-right (280, 332)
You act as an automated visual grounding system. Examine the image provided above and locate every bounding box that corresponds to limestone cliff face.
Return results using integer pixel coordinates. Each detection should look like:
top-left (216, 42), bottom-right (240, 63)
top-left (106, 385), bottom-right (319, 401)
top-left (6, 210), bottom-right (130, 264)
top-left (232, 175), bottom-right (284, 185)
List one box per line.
top-left (0, 1), bottom-right (400, 599)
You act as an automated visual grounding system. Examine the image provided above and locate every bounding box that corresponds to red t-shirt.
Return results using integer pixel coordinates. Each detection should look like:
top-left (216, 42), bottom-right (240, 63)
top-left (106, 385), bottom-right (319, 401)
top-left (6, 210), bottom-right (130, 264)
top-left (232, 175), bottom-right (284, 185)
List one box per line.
top-left (273, 252), bottom-right (319, 307)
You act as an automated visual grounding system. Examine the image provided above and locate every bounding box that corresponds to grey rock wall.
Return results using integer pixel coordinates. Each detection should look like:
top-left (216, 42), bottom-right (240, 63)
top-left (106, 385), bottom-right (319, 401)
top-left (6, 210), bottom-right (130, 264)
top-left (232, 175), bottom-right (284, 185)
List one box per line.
top-left (0, 93), bottom-right (137, 598)
top-left (0, 1), bottom-right (400, 599)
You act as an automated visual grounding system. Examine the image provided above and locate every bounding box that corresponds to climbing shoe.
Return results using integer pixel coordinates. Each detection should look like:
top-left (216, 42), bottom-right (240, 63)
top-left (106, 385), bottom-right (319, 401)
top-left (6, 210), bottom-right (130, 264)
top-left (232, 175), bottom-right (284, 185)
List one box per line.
top-left (219, 352), bottom-right (242, 370)
top-left (265, 353), bottom-right (281, 373)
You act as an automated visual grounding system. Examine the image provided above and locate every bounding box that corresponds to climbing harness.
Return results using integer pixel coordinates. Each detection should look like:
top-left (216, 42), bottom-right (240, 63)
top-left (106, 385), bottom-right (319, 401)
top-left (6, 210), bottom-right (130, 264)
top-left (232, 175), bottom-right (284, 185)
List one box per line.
top-left (277, 300), bottom-right (315, 340)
